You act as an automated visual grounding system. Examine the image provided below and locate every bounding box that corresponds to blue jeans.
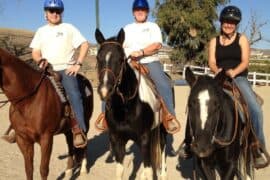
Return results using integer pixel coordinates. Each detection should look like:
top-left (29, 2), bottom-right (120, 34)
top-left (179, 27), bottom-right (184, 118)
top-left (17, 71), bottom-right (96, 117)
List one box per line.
top-left (58, 71), bottom-right (86, 132)
top-left (234, 76), bottom-right (265, 145)
top-left (101, 61), bottom-right (175, 116)
top-left (145, 61), bottom-right (175, 116)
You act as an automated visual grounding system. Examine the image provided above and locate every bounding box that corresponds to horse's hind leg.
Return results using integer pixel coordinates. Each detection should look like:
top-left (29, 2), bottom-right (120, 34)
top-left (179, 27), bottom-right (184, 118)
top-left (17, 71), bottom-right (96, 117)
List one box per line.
top-left (16, 135), bottom-right (34, 180)
top-left (64, 131), bottom-right (75, 178)
top-left (39, 134), bottom-right (53, 180)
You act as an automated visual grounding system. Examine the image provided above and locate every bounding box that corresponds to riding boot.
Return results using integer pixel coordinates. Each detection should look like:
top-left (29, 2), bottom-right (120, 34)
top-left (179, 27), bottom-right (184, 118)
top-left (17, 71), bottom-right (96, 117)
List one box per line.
top-left (95, 112), bottom-right (108, 131)
top-left (160, 98), bottom-right (180, 134)
top-left (70, 118), bottom-right (87, 148)
top-left (251, 142), bottom-right (270, 169)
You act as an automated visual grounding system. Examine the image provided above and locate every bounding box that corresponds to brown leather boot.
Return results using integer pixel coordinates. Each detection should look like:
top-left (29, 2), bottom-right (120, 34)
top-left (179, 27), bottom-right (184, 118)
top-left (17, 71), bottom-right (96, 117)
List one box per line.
top-left (70, 118), bottom-right (87, 148)
top-left (253, 148), bottom-right (270, 169)
top-left (160, 98), bottom-right (180, 134)
top-left (95, 112), bottom-right (108, 131)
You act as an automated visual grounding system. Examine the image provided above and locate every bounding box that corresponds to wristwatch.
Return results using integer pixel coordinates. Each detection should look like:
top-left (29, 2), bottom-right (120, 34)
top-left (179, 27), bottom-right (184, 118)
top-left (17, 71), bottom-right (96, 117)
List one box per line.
top-left (75, 62), bottom-right (82, 66)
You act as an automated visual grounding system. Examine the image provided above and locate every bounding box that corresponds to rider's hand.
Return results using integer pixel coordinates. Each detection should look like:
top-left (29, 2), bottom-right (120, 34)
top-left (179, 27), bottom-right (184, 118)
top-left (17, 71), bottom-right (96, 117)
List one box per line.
top-left (226, 69), bottom-right (236, 78)
top-left (66, 64), bottom-right (81, 76)
top-left (130, 50), bottom-right (144, 60)
top-left (38, 58), bottom-right (48, 70)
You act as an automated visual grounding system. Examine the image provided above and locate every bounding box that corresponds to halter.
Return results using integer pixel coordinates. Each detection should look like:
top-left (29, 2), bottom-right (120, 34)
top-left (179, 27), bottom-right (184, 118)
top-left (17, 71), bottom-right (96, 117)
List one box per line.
top-left (97, 41), bottom-right (139, 103)
top-left (187, 78), bottom-right (239, 147)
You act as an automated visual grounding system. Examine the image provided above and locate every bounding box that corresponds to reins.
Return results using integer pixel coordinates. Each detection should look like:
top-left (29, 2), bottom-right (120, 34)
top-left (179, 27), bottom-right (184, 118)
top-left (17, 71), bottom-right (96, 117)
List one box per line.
top-left (0, 71), bottom-right (47, 107)
top-left (212, 82), bottom-right (239, 146)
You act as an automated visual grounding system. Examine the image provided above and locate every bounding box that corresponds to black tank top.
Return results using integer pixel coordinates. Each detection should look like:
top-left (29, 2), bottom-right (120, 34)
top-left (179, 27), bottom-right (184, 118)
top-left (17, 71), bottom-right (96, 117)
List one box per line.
top-left (215, 33), bottom-right (248, 77)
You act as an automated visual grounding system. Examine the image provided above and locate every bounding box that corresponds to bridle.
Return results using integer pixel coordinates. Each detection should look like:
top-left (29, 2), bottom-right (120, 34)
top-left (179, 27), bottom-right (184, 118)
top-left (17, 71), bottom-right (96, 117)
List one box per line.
top-left (187, 79), bottom-right (239, 147)
top-left (97, 41), bottom-right (139, 103)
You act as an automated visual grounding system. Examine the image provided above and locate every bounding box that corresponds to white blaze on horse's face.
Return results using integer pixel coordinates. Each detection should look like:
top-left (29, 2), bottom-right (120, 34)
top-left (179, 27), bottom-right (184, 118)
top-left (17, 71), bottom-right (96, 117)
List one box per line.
top-left (198, 90), bottom-right (210, 130)
top-left (100, 51), bottom-right (112, 98)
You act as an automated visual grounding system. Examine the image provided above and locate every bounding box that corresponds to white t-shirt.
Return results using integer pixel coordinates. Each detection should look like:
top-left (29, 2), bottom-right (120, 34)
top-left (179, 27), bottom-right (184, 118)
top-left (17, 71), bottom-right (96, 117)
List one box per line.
top-left (123, 21), bottom-right (162, 64)
top-left (30, 23), bottom-right (87, 71)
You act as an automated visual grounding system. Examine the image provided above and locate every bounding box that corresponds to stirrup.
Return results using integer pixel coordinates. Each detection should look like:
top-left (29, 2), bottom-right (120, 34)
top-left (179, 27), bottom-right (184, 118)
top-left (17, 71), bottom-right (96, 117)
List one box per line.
top-left (163, 114), bottom-right (181, 134)
top-left (72, 127), bottom-right (87, 148)
top-left (95, 112), bottom-right (108, 131)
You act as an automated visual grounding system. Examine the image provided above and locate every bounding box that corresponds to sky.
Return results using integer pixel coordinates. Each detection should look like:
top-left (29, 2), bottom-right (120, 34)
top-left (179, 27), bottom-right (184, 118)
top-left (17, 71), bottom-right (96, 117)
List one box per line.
top-left (0, 0), bottom-right (269, 49)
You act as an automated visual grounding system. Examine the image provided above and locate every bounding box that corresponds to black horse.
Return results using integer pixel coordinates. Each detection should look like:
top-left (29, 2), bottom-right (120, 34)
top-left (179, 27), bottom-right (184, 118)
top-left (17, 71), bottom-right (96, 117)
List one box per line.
top-left (95, 28), bottom-right (168, 179)
top-left (182, 67), bottom-right (254, 179)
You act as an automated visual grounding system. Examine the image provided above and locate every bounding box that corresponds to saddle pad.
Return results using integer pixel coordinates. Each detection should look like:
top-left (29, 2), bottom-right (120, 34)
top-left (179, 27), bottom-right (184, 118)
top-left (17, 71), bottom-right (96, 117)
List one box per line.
top-left (129, 63), bottom-right (161, 129)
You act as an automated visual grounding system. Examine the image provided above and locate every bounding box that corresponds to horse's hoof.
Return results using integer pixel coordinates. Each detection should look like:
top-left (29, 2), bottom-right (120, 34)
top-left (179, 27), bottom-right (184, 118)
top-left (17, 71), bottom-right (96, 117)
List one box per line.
top-left (160, 174), bottom-right (168, 180)
top-left (64, 169), bottom-right (73, 179)
top-left (1, 131), bottom-right (16, 144)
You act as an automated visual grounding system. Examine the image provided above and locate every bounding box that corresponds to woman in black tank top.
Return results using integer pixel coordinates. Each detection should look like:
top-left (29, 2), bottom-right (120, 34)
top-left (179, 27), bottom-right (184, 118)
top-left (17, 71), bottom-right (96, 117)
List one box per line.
top-left (208, 5), bottom-right (269, 169)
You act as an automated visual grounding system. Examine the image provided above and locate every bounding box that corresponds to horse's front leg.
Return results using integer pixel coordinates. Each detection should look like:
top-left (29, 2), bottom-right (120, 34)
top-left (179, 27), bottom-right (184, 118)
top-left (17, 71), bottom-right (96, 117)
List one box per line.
top-left (200, 159), bottom-right (216, 180)
top-left (110, 134), bottom-right (126, 180)
top-left (16, 134), bottom-right (34, 180)
top-left (39, 134), bottom-right (53, 180)
top-left (140, 134), bottom-right (153, 180)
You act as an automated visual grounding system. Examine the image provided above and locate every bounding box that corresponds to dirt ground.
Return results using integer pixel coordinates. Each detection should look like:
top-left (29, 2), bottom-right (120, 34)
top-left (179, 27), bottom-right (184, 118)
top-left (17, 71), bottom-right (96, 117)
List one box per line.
top-left (0, 86), bottom-right (269, 180)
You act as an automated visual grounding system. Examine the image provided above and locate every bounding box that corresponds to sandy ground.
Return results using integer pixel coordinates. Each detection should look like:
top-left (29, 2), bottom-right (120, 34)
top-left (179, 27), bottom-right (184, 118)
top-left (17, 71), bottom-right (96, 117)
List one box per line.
top-left (0, 86), bottom-right (269, 180)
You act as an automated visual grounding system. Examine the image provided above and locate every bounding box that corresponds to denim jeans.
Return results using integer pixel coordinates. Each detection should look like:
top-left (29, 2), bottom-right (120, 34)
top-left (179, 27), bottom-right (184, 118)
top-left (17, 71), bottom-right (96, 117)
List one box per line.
top-left (144, 61), bottom-right (175, 116)
top-left (234, 76), bottom-right (265, 145)
top-left (101, 61), bottom-right (175, 116)
top-left (58, 70), bottom-right (86, 132)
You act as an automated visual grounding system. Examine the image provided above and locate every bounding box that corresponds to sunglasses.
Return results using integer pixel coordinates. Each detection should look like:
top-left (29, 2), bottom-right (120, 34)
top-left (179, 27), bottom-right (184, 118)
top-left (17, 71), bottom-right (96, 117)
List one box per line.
top-left (47, 9), bottom-right (62, 15)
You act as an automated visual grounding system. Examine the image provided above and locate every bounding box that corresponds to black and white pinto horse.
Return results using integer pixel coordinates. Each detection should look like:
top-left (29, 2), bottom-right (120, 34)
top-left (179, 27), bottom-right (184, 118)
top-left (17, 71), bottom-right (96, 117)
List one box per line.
top-left (184, 67), bottom-right (253, 179)
top-left (95, 29), bottom-right (168, 180)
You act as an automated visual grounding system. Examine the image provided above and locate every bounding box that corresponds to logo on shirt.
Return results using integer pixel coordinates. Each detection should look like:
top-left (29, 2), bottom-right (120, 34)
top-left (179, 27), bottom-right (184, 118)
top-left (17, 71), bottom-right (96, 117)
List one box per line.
top-left (56, 32), bottom-right (64, 37)
top-left (142, 28), bottom-right (150, 32)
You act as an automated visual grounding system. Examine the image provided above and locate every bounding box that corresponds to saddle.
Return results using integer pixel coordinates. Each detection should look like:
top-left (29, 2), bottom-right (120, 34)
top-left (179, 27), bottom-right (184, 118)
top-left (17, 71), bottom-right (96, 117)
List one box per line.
top-left (223, 80), bottom-right (270, 169)
top-left (129, 60), bottom-right (180, 133)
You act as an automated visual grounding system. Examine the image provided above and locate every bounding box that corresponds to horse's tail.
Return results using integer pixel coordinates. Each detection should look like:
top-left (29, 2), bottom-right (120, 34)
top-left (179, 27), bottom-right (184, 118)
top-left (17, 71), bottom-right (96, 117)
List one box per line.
top-left (150, 126), bottom-right (162, 170)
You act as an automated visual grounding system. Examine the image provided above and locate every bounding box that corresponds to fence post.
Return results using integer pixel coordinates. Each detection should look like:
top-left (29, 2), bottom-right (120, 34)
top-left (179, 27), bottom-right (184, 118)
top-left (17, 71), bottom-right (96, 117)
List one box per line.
top-left (183, 66), bottom-right (186, 80)
top-left (253, 72), bottom-right (256, 87)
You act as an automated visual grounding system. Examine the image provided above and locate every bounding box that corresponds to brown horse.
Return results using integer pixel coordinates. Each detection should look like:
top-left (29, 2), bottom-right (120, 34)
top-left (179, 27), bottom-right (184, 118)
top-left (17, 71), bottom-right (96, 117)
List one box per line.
top-left (0, 48), bottom-right (93, 180)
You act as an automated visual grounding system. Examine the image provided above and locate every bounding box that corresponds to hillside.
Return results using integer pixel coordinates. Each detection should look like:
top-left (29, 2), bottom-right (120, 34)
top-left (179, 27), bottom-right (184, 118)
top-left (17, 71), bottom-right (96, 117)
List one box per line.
top-left (0, 27), bottom-right (99, 86)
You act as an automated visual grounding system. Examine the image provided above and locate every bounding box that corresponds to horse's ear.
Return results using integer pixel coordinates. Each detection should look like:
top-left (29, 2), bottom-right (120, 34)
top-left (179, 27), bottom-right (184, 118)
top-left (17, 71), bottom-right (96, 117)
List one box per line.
top-left (117, 28), bottom-right (125, 45)
top-left (185, 67), bottom-right (196, 87)
top-left (95, 28), bottom-right (105, 44)
top-left (214, 69), bottom-right (227, 86)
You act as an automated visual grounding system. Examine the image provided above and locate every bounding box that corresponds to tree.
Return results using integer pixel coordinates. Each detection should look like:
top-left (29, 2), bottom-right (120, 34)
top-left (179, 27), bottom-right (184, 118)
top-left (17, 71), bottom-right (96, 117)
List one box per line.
top-left (154, 0), bottom-right (228, 65)
top-left (242, 11), bottom-right (269, 46)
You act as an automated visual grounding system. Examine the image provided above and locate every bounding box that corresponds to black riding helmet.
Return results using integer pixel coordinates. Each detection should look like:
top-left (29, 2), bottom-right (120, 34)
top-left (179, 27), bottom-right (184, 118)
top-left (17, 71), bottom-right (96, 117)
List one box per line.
top-left (219, 5), bottom-right (241, 24)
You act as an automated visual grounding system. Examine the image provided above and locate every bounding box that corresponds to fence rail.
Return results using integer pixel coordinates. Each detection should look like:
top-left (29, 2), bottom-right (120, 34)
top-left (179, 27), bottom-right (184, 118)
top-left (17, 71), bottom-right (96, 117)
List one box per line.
top-left (163, 64), bottom-right (270, 87)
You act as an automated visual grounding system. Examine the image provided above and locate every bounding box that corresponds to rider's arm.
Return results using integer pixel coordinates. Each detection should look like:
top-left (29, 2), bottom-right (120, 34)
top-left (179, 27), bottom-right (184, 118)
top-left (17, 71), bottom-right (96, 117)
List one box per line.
top-left (32, 48), bottom-right (42, 63)
top-left (208, 37), bottom-right (221, 74)
top-left (76, 41), bottom-right (89, 64)
top-left (231, 34), bottom-right (250, 77)
top-left (141, 42), bottom-right (162, 56)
